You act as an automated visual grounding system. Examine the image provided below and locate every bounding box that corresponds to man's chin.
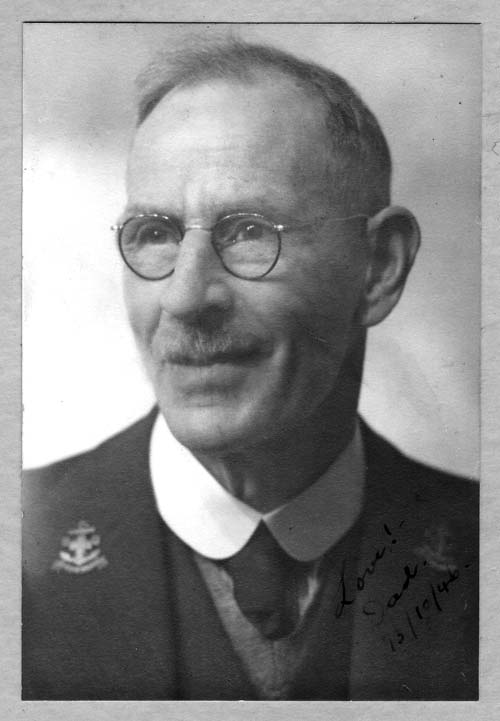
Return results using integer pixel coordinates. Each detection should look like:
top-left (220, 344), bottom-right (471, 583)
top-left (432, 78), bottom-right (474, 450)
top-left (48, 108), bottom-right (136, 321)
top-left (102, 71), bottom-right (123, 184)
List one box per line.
top-left (160, 403), bottom-right (263, 455)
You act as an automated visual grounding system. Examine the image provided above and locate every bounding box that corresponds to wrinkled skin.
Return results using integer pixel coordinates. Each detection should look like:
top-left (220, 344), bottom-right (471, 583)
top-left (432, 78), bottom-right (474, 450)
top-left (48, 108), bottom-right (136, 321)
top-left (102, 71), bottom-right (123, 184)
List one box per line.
top-left (123, 76), bottom-right (370, 459)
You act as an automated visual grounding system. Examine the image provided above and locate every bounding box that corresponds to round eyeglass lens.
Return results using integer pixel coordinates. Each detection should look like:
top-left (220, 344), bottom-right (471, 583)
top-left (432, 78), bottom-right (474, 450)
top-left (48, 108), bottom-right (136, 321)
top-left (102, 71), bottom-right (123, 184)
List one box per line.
top-left (119, 215), bottom-right (181, 279)
top-left (213, 215), bottom-right (281, 279)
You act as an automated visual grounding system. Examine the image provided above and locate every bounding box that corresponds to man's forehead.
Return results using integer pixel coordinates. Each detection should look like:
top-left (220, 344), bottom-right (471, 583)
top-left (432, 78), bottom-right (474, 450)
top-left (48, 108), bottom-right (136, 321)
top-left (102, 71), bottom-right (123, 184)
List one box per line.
top-left (131, 74), bottom-right (329, 159)
top-left (126, 74), bottom-right (340, 214)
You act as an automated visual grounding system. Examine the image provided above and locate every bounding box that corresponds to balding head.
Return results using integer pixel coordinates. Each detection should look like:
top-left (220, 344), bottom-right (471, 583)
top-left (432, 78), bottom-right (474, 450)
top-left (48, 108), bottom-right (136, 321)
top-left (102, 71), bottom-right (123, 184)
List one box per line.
top-left (134, 39), bottom-right (392, 217)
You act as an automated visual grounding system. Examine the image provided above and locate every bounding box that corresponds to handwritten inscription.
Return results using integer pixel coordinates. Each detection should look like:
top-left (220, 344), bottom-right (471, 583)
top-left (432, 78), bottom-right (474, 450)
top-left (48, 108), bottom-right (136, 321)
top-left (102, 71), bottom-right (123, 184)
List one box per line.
top-left (333, 518), bottom-right (472, 654)
top-left (334, 520), bottom-right (405, 618)
top-left (383, 565), bottom-right (464, 652)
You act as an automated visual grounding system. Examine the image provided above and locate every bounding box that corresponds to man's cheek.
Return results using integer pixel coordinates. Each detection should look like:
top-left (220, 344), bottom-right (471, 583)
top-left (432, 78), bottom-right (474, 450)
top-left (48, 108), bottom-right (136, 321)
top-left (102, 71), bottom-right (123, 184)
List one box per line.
top-left (125, 285), bottom-right (161, 344)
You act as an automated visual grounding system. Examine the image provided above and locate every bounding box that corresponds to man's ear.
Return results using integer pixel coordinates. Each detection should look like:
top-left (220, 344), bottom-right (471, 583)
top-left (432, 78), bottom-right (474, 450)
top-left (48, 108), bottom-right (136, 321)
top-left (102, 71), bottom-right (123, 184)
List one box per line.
top-left (359, 205), bottom-right (421, 328)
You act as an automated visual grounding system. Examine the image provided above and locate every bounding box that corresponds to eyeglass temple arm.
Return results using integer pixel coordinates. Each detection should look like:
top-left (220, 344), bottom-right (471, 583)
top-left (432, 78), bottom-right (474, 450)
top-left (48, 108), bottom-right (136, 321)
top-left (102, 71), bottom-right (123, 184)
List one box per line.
top-left (278, 213), bottom-right (369, 232)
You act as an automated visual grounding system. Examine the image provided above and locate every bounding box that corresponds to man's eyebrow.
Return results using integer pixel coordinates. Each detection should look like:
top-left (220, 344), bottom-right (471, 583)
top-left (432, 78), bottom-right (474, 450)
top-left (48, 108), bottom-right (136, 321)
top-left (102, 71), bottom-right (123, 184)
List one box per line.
top-left (120, 201), bottom-right (306, 226)
top-left (214, 201), bottom-right (305, 225)
top-left (121, 202), bottom-right (164, 218)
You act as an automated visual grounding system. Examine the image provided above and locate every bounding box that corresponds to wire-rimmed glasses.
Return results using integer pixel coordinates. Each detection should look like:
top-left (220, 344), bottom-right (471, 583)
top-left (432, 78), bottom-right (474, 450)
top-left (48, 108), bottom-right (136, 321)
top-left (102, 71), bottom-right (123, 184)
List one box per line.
top-left (114, 212), bottom-right (368, 281)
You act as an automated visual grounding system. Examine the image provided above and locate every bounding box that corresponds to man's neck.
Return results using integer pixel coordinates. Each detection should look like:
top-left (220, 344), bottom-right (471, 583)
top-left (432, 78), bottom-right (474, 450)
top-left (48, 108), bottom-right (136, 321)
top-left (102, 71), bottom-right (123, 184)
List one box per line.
top-left (194, 405), bottom-right (358, 514)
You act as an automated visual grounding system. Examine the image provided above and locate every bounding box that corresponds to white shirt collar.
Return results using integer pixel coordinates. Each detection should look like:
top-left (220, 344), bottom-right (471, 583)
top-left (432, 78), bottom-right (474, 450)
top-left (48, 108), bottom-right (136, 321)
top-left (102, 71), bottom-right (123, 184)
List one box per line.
top-left (149, 413), bottom-right (365, 563)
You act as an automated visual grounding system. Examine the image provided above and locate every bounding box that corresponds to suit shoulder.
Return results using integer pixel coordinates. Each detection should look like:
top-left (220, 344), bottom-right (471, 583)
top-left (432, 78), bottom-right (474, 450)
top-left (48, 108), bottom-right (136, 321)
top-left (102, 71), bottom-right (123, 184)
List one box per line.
top-left (23, 408), bottom-right (157, 490)
top-left (396, 446), bottom-right (477, 513)
top-left (23, 406), bottom-right (158, 520)
top-left (361, 420), bottom-right (478, 527)
top-left (22, 408), bottom-right (158, 572)
top-left (387, 440), bottom-right (477, 492)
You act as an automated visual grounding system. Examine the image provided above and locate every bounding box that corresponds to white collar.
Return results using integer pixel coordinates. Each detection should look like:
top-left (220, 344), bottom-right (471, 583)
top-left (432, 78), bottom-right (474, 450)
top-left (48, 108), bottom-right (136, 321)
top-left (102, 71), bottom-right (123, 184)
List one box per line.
top-left (149, 413), bottom-right (365, 562)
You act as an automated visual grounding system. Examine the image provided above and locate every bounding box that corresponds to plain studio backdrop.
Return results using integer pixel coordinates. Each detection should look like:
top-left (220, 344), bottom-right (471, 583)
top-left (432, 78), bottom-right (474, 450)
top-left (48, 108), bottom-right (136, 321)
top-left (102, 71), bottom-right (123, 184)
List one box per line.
top-left (22, 23), bottom-right (480, 476)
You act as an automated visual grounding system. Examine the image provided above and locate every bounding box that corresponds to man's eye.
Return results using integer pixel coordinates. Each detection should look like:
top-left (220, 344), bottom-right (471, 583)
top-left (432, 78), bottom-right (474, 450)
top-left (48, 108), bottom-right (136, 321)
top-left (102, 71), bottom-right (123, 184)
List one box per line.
top-left (222, 222), bottom-right (268, 247)
top-left (135, 221), bottom-right (175, 246)
top-left (233, 223), bottom-right (264, 242)
top-left (214, 216), bottom-right (276, 250)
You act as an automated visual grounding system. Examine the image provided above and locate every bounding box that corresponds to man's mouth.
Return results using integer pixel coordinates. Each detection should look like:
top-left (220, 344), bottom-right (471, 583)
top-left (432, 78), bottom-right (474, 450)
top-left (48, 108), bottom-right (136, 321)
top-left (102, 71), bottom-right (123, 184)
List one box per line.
top-left (165, 346), bottom-right (264, 367)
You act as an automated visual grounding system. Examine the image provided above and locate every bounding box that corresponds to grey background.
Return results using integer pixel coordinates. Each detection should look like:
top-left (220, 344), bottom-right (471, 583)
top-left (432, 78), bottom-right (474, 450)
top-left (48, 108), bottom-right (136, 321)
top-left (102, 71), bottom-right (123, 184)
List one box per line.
top-left (23, 23), bottom-right (480, 477)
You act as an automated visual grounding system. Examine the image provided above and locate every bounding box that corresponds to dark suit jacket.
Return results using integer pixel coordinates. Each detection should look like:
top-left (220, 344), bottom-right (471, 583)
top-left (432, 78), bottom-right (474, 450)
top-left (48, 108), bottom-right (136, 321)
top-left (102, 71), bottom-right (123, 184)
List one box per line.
top-left (22, 408), bottom-right (478, 700)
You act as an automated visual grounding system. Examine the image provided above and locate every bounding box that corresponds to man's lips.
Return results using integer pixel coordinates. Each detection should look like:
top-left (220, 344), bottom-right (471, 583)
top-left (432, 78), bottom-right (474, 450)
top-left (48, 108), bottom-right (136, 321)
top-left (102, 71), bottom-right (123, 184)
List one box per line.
top-left (165, 346), bottom-right (265, 367)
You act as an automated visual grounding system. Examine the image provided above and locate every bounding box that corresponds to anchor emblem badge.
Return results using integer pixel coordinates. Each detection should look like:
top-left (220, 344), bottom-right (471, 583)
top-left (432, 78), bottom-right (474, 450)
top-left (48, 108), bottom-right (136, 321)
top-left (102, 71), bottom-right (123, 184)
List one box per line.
top-left (52, 520), bottom-right (108, 574)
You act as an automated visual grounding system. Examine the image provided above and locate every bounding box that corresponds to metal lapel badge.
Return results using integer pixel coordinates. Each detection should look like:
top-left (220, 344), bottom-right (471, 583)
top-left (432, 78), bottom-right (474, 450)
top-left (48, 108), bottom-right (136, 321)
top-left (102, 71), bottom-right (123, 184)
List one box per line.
top-left (52, 520), bottom-right (109, 574)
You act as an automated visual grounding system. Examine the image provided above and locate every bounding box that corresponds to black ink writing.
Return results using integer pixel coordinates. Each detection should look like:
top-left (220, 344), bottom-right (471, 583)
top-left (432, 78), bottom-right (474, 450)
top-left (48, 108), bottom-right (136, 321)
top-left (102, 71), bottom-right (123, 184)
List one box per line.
top-left (334, 560), bottom-right (355, 618)
top-left (335, 520), bottom-right (405, 617)
top-left (386, 562), bottom-right (419, 608)
top-left (385, 565), bottom-right (462, 653)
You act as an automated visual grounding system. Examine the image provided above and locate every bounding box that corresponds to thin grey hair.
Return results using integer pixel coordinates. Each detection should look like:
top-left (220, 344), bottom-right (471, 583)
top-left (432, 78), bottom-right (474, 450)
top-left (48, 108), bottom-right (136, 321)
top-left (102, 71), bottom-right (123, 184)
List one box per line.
top-left (135, 38), bottom-right (392, 216)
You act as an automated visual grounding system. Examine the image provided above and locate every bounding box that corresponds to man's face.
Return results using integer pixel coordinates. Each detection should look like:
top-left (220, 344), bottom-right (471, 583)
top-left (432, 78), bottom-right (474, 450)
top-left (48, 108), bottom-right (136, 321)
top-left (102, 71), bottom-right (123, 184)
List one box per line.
top-left (124, 75), bottom-right (368, 453)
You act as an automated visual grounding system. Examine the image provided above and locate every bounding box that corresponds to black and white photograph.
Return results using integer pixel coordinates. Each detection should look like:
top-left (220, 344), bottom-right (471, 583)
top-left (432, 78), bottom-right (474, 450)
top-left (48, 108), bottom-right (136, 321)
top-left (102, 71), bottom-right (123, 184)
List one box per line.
top-left (22, 22), bottom-right (480, 701)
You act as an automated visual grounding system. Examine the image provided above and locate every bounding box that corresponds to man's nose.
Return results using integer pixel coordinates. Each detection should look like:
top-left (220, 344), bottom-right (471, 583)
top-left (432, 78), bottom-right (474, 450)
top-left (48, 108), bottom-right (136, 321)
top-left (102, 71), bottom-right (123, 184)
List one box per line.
top-left (159, 228), bottom-right (233, 322)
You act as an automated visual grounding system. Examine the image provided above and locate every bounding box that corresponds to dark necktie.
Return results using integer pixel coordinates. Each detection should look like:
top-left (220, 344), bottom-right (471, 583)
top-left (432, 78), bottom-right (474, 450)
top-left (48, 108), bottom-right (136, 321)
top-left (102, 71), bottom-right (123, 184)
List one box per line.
top-left (218, 521), bottom-right (313, 640)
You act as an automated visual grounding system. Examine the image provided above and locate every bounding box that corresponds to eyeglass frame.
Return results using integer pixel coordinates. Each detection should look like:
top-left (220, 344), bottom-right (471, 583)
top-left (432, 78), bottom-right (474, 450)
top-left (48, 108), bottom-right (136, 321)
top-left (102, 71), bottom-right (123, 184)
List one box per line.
top-left (112, 211), bottom-right (369, 282)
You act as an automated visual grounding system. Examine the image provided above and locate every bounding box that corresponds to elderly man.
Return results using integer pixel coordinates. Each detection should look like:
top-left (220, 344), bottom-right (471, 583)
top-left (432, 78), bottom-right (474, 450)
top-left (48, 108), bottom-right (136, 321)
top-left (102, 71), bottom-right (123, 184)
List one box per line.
top-left (23, 40), bottom-right (478, 700)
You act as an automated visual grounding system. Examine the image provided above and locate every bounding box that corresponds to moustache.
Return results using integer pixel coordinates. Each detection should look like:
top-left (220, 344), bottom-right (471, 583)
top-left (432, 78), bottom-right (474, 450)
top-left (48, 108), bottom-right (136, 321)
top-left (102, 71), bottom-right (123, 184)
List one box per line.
top-left (150, 325), bottom-right (270, 366)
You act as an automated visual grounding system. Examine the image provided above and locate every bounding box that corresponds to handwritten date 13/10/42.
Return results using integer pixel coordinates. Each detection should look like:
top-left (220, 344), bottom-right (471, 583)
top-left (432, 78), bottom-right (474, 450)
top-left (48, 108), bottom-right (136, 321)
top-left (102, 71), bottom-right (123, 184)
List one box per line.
top-left (376, 565), bottom-right (467, 653)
